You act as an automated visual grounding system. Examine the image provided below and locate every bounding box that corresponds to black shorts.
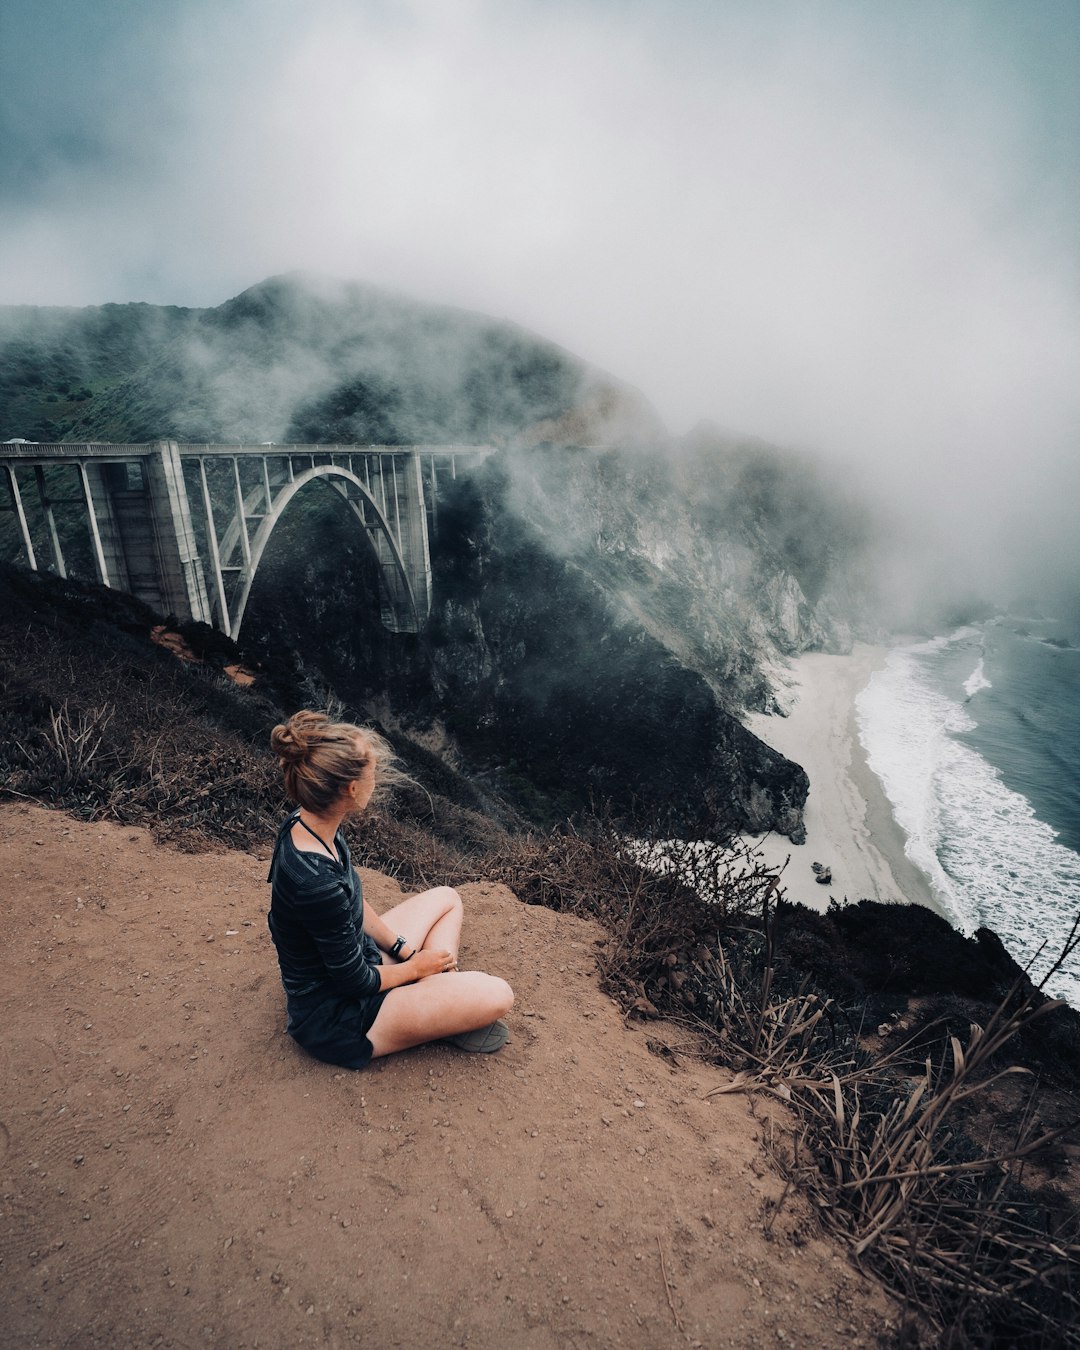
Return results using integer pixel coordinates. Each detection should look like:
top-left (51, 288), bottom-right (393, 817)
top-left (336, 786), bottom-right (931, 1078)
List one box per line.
top-left (286, 984), bottom-right (389, 1070)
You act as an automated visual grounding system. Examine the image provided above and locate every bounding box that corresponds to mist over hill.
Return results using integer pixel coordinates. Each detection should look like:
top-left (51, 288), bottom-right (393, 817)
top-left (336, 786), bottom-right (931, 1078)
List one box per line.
top-left (0, 274), bottom-right (883, 839)
top-left (0, 273), bottom-right (660, 447)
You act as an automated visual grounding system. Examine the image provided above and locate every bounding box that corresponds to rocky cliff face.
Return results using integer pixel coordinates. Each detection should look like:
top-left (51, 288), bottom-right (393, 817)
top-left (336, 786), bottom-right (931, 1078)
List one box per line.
top-left (425, 459), bottom-right (813, 838)
top-left (488, 439), bottom-right (875, 698)
top-left (412, 437), bottom-right (875, 837)
top-left (241, 447), bottom-right (837, 840)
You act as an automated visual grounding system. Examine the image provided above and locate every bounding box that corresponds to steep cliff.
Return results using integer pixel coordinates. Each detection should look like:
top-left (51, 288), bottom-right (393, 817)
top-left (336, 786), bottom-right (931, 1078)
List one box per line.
top-left (240, 451), bottom-right (814, 839)
top-left (491, 438), bottom-right (875, 708)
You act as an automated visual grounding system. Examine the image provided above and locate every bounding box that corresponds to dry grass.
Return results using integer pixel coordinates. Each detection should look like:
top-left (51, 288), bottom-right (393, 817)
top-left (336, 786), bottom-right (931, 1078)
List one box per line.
top-left (0, 625), bottom-right (282, 848)
top-left (701, 898), bottom-right (1080, 1348)
top-left (485, 828), bottom-right (1080, 1342)
top-left (482, 816), bottom-right (774, 1005)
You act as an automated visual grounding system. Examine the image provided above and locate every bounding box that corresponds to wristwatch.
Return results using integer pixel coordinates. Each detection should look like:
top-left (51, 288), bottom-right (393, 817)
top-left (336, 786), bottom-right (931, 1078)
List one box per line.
top-left (389, 934), bottom-right (409, 959)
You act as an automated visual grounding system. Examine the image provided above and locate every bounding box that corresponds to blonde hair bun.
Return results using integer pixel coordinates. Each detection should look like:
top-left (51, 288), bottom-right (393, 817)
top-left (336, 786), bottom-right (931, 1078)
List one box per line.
top-left (270, 709), bottom-right (400, 813)
top-left (270, 710), bottom-right (330, 765)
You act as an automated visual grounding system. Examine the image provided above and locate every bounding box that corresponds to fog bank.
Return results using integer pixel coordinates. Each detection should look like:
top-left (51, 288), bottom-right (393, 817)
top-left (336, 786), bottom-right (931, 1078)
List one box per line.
top-left (2, 0), bottom-right (1078, 605)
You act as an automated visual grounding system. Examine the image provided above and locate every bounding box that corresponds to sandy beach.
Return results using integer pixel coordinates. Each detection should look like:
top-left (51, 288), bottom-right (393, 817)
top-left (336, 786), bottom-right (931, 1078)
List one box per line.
top-left (745, 643), bottom-right (941, 915)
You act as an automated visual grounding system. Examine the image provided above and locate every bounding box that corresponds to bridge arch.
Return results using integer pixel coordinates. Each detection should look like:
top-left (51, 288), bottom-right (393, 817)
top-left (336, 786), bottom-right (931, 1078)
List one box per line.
top-left (226, 464), bottom-right (419, 640)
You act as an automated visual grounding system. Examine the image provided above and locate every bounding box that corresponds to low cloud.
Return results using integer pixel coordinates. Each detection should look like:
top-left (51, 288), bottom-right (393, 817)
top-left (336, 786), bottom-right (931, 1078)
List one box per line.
top-left (1, 0), bottom-right (1078, 605)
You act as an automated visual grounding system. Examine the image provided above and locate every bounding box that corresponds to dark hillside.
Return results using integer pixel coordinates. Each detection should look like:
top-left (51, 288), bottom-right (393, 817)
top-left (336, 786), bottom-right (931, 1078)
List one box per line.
top-left (0, 273), bottom-right (656, 446)
top-left (0, 562), bottom-right (509, 874)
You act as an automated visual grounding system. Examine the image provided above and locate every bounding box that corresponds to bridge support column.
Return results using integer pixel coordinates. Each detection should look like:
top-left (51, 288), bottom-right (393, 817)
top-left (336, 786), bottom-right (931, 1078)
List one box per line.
top-left (34, 467), bottom-right (67, 578)
top-left (147, 442), bottom-right (213, 624)
top-left (359, 450), bottom-right (429, 629)
top-left (74, 447), bottom-right (212, 622)
top-left (3, 465), bottom-right (37, 570)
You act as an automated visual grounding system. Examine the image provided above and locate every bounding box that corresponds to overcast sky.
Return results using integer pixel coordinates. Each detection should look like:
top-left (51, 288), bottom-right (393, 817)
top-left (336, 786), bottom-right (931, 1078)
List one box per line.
top-left (2, 0), bottom-right (1078, 602)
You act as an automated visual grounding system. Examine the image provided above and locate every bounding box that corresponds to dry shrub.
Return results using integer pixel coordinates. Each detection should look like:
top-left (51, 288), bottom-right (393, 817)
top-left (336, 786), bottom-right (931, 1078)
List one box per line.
top-left (708, 902), bottom-right (1080, 1348)
top-left (44, 700), bottom-right (114, 787)
top-left (345, 803), bottom-right (487, 891)
top-left (0, 620), bottom-right (284, 849)
top-left (483, 815), bottom-right (779, 1008)
top-left (792, 997), bottom-right (1080, 1347)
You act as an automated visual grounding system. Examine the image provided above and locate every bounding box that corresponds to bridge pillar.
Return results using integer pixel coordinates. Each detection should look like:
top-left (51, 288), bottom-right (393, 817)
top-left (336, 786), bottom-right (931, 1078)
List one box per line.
top-left (78, 462), bottom-right (131, 592)
top-left (73, 446), bottom-right (212, 623)
top-left (147, 442), bottom-right (213, 624)
top-left (33, 467), bottom-right (67, 578)
top-left (399, 451), bottom-right (433, 619)
top-left (3, 464), bottom-right (37, 570)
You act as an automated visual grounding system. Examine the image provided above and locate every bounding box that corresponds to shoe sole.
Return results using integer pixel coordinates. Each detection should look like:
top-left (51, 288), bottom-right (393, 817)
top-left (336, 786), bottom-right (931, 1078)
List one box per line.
top-left (444, 1019), bottom-right (509, 1052)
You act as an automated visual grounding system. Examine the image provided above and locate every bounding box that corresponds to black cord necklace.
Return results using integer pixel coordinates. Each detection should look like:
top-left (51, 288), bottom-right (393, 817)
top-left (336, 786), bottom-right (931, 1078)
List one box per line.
top-left (294, 815), bottom-right (342, 865)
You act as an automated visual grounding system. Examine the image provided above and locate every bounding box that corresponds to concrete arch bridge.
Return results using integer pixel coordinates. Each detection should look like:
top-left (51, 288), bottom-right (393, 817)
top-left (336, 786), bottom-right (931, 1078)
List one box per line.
top-left (0, 441), bottom-right (493, 637)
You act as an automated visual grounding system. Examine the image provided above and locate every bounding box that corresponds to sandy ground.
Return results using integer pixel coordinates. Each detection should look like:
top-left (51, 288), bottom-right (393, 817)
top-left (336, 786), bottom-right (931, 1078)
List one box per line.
top-left (0, 802), bottom-right (897, 1349)
top-left (745, 644), bottom-right (939, 915)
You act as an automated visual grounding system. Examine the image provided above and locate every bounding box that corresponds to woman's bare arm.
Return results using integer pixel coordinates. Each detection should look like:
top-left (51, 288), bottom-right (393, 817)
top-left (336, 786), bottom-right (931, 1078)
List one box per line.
top-left (364, 899), bottom-right (410, 955)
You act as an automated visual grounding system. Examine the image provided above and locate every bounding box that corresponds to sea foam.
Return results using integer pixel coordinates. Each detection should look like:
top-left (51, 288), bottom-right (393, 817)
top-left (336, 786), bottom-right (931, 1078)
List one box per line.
top-left (856, 633), bottom-right (1080, 1006)
top-left (963, 657), bottom-right (992, 698)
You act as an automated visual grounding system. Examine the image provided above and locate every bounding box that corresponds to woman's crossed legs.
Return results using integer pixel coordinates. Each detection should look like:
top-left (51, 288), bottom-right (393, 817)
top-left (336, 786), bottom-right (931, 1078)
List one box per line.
top-left (366, 886), bottom-right (514, 1059)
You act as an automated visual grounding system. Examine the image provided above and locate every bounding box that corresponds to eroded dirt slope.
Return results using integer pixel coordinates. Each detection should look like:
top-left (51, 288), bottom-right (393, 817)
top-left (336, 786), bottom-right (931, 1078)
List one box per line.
top-left (0, 803), bottom-right (893, 1348)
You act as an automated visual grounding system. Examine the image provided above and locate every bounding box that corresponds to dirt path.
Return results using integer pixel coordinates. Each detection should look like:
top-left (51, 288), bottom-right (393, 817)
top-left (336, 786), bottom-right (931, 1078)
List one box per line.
top-left (0, 803), bottom-right (894, 1348)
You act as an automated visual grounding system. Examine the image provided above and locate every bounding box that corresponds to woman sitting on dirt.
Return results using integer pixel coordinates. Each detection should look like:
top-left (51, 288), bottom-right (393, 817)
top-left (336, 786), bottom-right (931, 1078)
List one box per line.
top-left (267, 710), bottom-right (513, 1069)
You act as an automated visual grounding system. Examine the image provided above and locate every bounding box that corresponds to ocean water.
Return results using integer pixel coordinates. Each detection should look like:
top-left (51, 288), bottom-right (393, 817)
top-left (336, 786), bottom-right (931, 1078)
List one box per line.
top-left (855, 617), bottom-right (1080, 1007)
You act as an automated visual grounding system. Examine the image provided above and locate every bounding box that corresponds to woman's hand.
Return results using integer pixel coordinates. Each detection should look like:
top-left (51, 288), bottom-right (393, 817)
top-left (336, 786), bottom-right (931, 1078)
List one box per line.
top-left (376, 946), bottom-right (456, 991)
top-left (407, 948), bottom-right (457, 979)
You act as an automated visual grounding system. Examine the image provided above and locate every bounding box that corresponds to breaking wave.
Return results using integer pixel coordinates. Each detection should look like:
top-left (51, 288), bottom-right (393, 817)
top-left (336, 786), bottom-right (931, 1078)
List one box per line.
top-left (856, 630), bottom-right (1080, 1006)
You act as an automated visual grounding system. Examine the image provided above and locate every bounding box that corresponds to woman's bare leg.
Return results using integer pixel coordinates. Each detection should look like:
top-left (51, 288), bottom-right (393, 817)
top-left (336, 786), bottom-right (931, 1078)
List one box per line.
top-left (366, 971), bottom-right (514, 1058)
top-left (368, 884), bottom-right (512, 1056)
top-left (380, 886), bottom-right (463, 961)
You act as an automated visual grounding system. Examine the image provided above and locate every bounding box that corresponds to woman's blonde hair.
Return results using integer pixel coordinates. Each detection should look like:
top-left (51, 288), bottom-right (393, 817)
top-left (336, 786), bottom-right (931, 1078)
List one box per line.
top-left (270, 709), bottom-right (400, 813)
